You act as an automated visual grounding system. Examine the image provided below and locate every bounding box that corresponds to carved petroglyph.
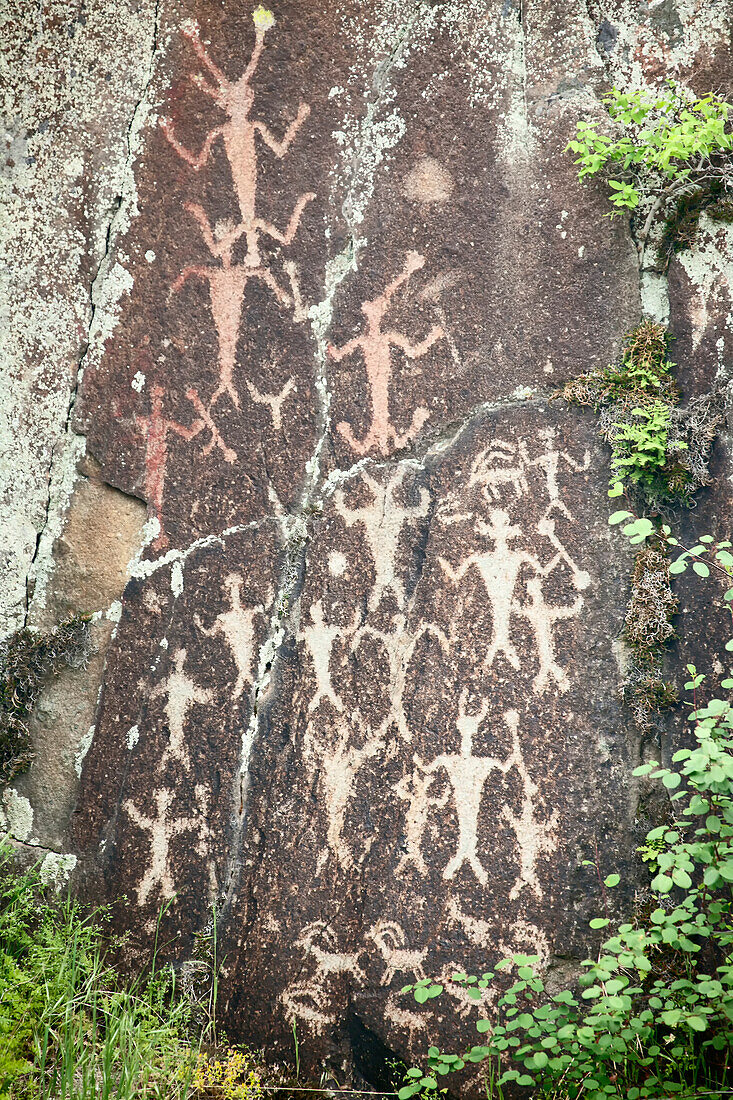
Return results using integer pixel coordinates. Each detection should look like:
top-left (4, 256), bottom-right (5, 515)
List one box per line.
top-left (150, 648), bottom-right (212, 770)
top-left (280, 922), bottom-right (366, 1033)
top-left (123, 785), bottom-right (210, 906)
top-left (395, 765), bottom-right (449, 875)
top-left (334, 467), bottom-right (429, 613)
top-left (416, 695), bottom-right (519, 885)
top-left (368, 921), bottom-right (428, 986)
top-left (440, 506), bottom-right (589, 692)
top-left (279, 982), bottom-right (333, 1034)
top-left (329, 252), bottom-right (445, 455)
top-left (184, 387), bottom-right (237, 461)
top-left (299, 601), bottom-right (359, 714)
top-left (246, 377), bottom-right (296, 431)
top-left (296, 922), bottom-right (367, 984)
top-left (502, 711), bottom-right (558, 901)
top-left (305, 718), bottom-right (383, 872)
top-left (195, 575), bottom-right (268, 700)
top-left (134, 385), bottom-right (203, 548)
top-left (162, 14), bottom-right (311, 269)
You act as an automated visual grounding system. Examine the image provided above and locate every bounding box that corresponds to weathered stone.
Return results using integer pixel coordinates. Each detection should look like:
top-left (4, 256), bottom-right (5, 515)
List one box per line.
top-left (2, 0), bottom-right (732, 1089)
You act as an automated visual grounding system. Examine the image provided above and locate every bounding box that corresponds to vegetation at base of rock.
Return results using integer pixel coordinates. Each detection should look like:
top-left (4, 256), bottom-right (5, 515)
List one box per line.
top-left (400, 520), bottom-right (733, 1100)
top-left (566, 83), bottom-right (733, 262)
top-left (0, 615), bottom-right (91, 787)
top-left (0, 849), bottom-right (309, 1099)
top-left (559, 321), bottom-right (724, 509)
top-left (621, 545), bottom-right (679, 734)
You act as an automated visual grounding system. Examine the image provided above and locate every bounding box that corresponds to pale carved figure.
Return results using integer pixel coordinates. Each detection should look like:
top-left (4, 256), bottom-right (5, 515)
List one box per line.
top-left (124, 784), bottom-right (210, 906)
top-left (306, 717), bottom-right (383, 872)
top-left (368, 920), bottom-right (428, 986)
top-left (440, 508), bottom-right (589, 690)
top-left (280, 922), bottom-right (365, 1035)
top-left (246, 377), bottom-right (296, 431)
top-left (299, 601), bottom-right (360, 715)
top-left (161, 14), bottom-right (311, 269)
top-left (184, 386), bottom-right (237, 461)
top-left (329, 252), bottom-right (445, 455)
top-left (195, 574), bottom-right (269, 700)
top-left (134, 384), bottom-right (203, 549)
top-left (334, 467), bottom-right (430, 613)
top-left (173, 206), bottom-right (309, 410)
top-left (439, 509), bottom-right (543, 673)
top-left (502, 711), bottom-right (559, 901)
top-left (150, 648), bottom-right (212, 770)
top-left (415, 694), bottom-right (523, 885)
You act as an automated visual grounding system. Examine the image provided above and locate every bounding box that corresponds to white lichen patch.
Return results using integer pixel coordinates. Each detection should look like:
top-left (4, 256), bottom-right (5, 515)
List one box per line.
top-left (0, 788), bottom-right (35, 842)
top-left (74, 725), bottom-right (95, 778)
top-left (39, 851), bottom-right (77, 891)
top-left (170, 560), bottom-right (184, 598)
top-left (126, 724), bottom-right (140, 750)
top-left (677, 218), bottom-right (733, 351)
top-left (0, 0), bottom-right (162, 638)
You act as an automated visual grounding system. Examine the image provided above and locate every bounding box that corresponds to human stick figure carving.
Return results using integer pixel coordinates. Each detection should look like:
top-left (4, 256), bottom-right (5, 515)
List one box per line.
top-left (333, 467), bottom-right (430, 613)
top-left (415, 695), bottom-right (523, 885)
top-left (439, 509), bottom-right (589, 689)
top-left (329, 251), bottom-right (445, 455)
top-left (173, 203), bottom-right (311, 410)
top-left (150, 648), bottom-right (213, 770)
top-left (134, 384), bottom-right (203, 549)
top-left (162, 10), bottom-right (311, 269)
top-left (123, 785), bottom-right (210, 906)
top-left (195, 575), bottom-right (269, 700)
top-left (502, 710), bottom-right (559, 901)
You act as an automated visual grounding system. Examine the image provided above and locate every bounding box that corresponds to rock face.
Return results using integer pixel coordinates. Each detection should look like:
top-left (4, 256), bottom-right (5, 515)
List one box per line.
top-left (2, 0), bottom-right (733, 1084)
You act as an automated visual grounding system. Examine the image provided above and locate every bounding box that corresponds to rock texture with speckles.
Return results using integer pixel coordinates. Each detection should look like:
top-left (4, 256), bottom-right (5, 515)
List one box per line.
top-left (2, 0), bottom-right (733, 1086)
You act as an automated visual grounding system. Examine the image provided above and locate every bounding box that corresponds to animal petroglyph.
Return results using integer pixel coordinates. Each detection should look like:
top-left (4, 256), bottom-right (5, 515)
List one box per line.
top-left (296, 921), bottom-right (367, 984)
top-left (329, 252), bottom-right (445, 455)
top-left (440, 508), bottom-right (588, 691)
top-left (368, 920), bottom-right (428, 986)
top-left (162, 13), bottom-right (311, 268)
top-left (195, 575), bottom-right (269, 700)
top-left (334, 467), bottom-right (429, 613)
top-left (123, 785), bottom-right (210, 906)
top-left (151, 648), bottom-right (212, 770)
top-left (134, 384), bottom-right (203, 548)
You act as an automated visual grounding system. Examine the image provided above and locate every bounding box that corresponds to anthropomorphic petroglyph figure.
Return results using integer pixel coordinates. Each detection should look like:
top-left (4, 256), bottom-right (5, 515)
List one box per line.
top-left (368, 921), bottom-right (428, 986)
top-left (308, 718), bottom-right (383, 872)
top-left (173, 205), bottom-right (309, 409)
top-left (517, 576), bottom-right (584, 695)
top-left (440, 509), bottom-right (543, 672)
top-left (395, 765), bottom-right (449, 875)
top-left (195, 575), bottom-right (268, 700)
top-left (296, 921), bottom-right (366, 983)
top-left (528, 428), bottom-right (591, 521)
top-left (299, 601), bottom-right (360, 714)
top-left (502, 711), bottom-right (558, 900)
top-left (151, 648), bottom-right (213, 770)
top-left (134, 384), bottom-right (203, 548)
top-left (184, 387), bottom-right (237, 461)
top-left (246, 377), bottom-right (296, 430)
top-left (329, 252), bottom-right (445, 455)
top-left (416, 699), bottom-right (522, 885)
top-left (161, 11), bottom-right (312, 269)
top-left (469, 440), bottom-right (530, 502)
top-left (123, 785), bottom-right (210, 905)
top-left (334, 467), bottom-right (430, 613)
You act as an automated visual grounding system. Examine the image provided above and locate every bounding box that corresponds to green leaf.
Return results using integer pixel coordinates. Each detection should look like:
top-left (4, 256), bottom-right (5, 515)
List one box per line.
top-left (476, 1019), bottom-right (491, 1033)
top-left (693, 561), bottom-right (710, 578)
top-left (604, 873), bottom-right (620, 888)
top-left (589, 918), bottom-right (610, 929)
top-left (609, 511), bottom-right (633, 524)
top-left (651, 872), bottom-right (673, 893)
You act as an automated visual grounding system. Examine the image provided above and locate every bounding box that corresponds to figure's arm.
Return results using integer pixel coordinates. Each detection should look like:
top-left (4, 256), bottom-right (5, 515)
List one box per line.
top-left (160, 119), bottom-right (223, 170)
top-left (171, 266), bottom-right (210, 294)
top-left (187, 30), bottom-right (229, 90)
top-left (254, 103), bottom-right (311, 157)
top-left (255, 192), bottom-right (315, 246)
top-left (438, 556), bottom-right (466, 584)
top-left (328, 335), bottom-right (363, 362)
top-left (390, 325), bottom-right (444, 358)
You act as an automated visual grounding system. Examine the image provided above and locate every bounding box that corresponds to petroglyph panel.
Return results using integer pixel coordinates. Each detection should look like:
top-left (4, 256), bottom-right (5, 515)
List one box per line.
top-left (8, 0), bottom-right (728, 1087)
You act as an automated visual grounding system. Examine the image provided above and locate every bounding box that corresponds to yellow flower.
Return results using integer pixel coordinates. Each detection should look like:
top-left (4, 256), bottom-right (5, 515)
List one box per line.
top-left (252, 6), bottom-right (275, 30)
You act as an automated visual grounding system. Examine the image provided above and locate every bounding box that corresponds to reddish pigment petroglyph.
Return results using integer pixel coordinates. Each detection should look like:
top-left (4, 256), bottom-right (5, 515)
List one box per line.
top-left (134, 384), bottom-right (204, 548)
top-left (329, 251), bottom-right (445, 456)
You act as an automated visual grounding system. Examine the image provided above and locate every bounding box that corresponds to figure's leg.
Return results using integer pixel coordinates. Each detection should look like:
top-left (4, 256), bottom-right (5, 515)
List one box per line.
top-left (161, 121), bottom-right (224, 170)
top-left (255, 192), bottom-right (315, 245)
top-left (254, 103), bottom-right (311, 156)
